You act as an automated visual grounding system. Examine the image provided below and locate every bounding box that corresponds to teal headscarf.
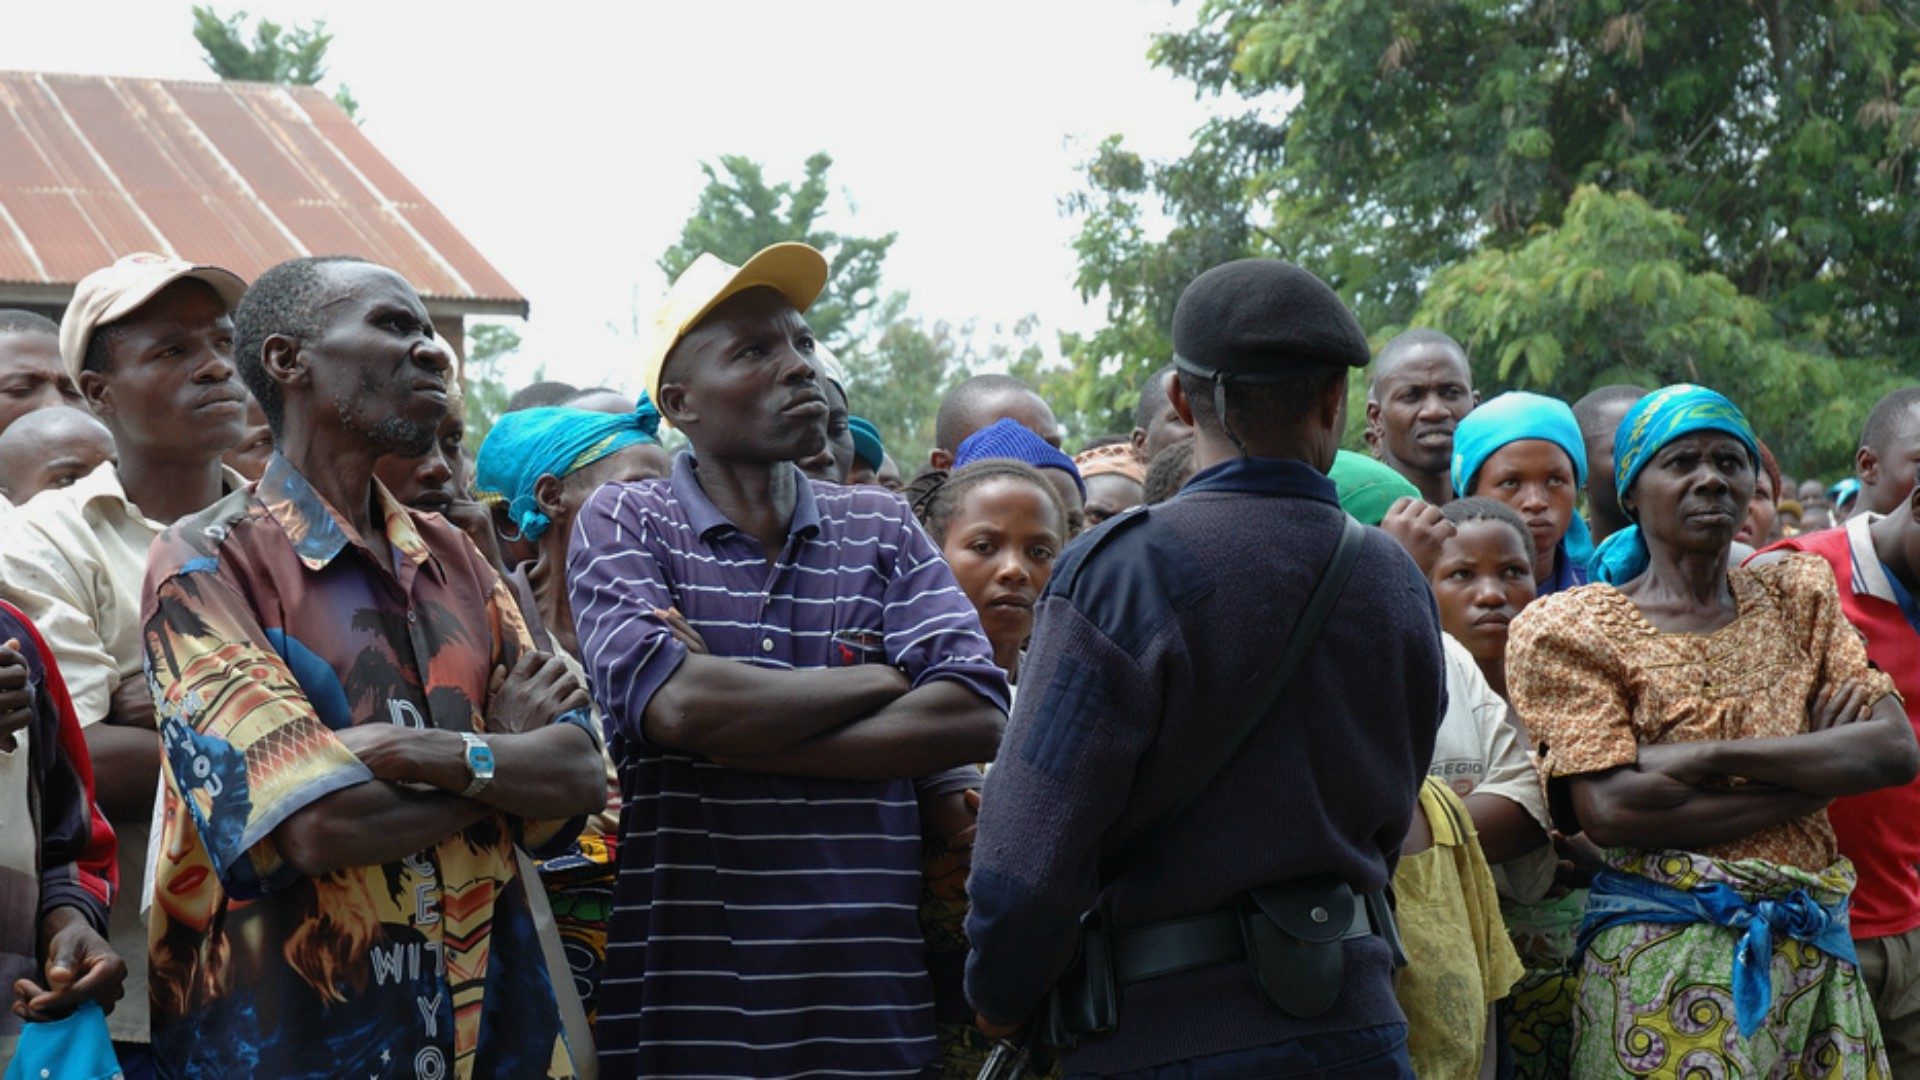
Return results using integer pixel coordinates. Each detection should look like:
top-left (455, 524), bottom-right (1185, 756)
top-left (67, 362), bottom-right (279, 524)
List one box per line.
top-left (848, 416), bottom-right (885, 471)
top-left (1590, 383), bottom-right (1759, 585)
top-left (475, 395), bottom-right (662, 541)
top-left (1450, 392), bottom-right (1594, 578)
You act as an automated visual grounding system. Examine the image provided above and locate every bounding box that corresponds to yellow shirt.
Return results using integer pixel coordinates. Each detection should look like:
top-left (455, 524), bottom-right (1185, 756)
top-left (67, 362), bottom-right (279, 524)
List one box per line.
top-left (1394, 778), bottom-right (1526, 1079)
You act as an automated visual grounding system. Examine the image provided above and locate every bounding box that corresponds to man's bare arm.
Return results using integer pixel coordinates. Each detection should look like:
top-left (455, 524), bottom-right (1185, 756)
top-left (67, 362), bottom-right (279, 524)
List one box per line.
top-left (644, 652), bottom-right (912, 757)
top-left (714, 680), bottom-right (1004, 779)
top-left (272, 781), bottom-right (491, 879)
top-left (338, 722), bottom-right (607, 821)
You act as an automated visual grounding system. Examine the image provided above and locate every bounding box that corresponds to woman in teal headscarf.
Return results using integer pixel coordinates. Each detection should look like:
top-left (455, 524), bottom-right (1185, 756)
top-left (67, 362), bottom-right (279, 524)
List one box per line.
top-left (1507, 384), bottom-right (1916, 1078)
top-left (1452, 392), bottom-right (1593, 596)
top-left (476, 397), bottom-right (671, 659)
top-left (472, 396), bottom-right (670, 1028)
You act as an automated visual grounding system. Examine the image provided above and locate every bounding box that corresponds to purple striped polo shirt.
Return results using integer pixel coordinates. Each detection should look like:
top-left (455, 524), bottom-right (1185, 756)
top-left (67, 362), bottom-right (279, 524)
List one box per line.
top-left (568, 452), bottom-right (1008, 1080)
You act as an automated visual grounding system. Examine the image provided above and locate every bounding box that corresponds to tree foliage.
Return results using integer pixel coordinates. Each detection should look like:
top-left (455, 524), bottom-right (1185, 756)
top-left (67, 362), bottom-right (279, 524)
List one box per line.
top-left (659, 154), bottom-right (897, 351)
top-left (191, 6), bottom-right (359, 119)
top-left (1413, 187), bottom-right (1902, 469)
top-left (846, 296), bottom-right (996, 462)
top-left (460, 322), bottom-right (527, 452)
top-left (660, 153), bottom-right (972, 462)
top-left (1059, 0), bottom-right (1920, 472)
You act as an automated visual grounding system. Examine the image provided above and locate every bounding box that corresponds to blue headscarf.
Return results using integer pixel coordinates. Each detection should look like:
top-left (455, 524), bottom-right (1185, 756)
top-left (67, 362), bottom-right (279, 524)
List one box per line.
top-left (1450, 392), bottom-right (1594, 583)
top-left (475, 395), bottom-right (662, 541)
top-left (1591, 384), bottom-right (1760, 585)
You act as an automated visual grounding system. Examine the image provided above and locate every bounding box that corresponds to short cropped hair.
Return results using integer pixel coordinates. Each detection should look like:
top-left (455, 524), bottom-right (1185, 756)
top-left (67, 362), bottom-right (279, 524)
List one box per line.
top-left (1440, 496), bottom-right (1532, 554)
top-left (1572, 385), bottom-right (1649, 440)
top-left (1861, 387), bottom-right (1920, 455)
top-left (1369, 329), bottom-right (1467, 394)
top-left (934, 374), bottom-right (1044, 452)
top-left (506, 381), bottom-right (579, 413)
top-left (904, 460), bottom-right (1067, 544)
top-left (233, 256), bottom-right (369, 434)
top-left (1176, 366), bottom-right (1346, 433)
top-left (0, 309), bottom-right (58, 339)
top-left (1133, 365), bottom-right (1174, 431)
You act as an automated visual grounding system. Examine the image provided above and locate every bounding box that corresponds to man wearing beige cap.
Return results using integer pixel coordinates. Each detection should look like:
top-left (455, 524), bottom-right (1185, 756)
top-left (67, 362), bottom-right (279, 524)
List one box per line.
top-left (0, 252), bottom-right (250, 1072)
top-left (567, 243), bottom-right (1008, 1078)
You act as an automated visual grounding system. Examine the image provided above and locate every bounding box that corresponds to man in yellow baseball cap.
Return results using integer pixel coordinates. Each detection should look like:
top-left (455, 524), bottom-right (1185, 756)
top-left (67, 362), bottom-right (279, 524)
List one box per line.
top-left (638, 242), bottom-right (828, 408)
top-left (574, 244), bottom-right (1009, 1077)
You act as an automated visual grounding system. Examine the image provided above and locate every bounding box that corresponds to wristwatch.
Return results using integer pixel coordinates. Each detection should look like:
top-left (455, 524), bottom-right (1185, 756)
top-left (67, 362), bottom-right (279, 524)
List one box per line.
top-left (459, 732), bottom-right (495, 798)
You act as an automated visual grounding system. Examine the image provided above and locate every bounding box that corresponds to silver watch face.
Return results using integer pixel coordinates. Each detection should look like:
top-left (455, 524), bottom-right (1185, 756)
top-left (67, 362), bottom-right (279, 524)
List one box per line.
top-left (463, 735), bottom-right (495, 789)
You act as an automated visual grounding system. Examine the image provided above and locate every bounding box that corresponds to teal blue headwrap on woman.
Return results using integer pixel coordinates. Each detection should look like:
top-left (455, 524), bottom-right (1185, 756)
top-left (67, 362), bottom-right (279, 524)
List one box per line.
top-left (475, 395), bottom-right (662, 541)
top-left (1451, 391), bottom-right (1595, 585)
top-left (1590, 383), bottom-right (1759, 585)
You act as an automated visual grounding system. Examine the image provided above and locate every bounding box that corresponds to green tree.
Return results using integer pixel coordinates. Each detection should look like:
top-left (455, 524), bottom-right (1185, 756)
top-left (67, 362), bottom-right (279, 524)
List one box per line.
top-left (849, 308), bottom-right (972, 464)
top-left (1411, 188), bottom-right (1902, 471)
top-left (191, 6), bottom-right (359, 119)
top-left (1056, 0), bottom-right (1920, 472)
top-left (659, 153), bottom-right (896, 350)
top-left (659, 152), bottom-right (987, 461)
top-left (841, 298), bottom-right (1054, 463)
top-left (460, 322), bottom-right (527, 452)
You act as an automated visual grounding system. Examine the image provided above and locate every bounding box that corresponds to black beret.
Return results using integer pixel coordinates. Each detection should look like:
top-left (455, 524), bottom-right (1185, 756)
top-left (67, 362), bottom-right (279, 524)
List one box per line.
top-left (1171, 259), bottom-right (1370, 381)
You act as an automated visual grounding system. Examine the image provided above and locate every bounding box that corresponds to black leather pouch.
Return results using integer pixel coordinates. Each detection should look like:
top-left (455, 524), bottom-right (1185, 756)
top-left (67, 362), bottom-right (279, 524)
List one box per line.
top-left (1237, 876), bottom-right (1353, 1019)
top-left (1037, 910), bottom-right (1118, 1051)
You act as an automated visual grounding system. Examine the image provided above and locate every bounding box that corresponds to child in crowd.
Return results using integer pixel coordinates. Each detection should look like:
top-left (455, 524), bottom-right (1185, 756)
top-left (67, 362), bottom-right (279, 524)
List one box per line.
top-left (906, 459), bottom-right (1067, 1077)
top-left (909, 460), bottom-right (1068, 685)
top-left (1355, 482), bottom-right (1542, 1077)
top-left (1427, 496), bottom-right (1589, 1079)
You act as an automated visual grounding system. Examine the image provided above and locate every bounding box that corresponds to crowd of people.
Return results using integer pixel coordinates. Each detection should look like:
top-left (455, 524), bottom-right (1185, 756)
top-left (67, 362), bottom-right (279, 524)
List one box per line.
top-left (0, 240), bottom-right (1915, 1080)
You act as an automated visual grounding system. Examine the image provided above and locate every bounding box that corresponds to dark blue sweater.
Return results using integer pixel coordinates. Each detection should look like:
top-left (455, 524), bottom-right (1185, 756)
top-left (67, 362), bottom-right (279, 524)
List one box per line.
top-left (965, 456), bottom-right (1446, 1072)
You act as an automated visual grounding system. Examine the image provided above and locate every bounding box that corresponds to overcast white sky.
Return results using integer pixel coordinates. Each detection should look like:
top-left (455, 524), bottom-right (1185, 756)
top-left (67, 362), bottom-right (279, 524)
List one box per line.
top-left (2, 2), bottom-right (1216, 393)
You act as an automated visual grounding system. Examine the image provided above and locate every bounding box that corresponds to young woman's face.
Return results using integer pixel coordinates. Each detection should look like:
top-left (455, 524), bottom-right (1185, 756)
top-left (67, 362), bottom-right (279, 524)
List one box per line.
top-left (1471, 439), bottom-right (1578, 573)
top-left (1429, 519), bottom-right (1538, 671)
top-left (1737, 465), bottom-right (1778, 547)
top-left (939, 478), bottom-right (1065, 657)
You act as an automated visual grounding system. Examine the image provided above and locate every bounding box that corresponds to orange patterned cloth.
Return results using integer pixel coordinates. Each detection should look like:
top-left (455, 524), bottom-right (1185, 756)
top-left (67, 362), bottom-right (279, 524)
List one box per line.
top-left (1508, 552), bottom-right (1898, 872)
top-left (1072, 442), bottom-right (1147, 483)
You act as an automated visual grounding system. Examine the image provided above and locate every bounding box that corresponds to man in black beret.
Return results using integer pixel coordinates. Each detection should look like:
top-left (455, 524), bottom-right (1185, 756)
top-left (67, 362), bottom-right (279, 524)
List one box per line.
top-left (965, 259), bottom-right (1444, 1076)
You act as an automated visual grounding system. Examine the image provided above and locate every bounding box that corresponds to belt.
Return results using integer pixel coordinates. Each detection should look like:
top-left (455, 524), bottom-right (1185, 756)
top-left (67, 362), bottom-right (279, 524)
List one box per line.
top-left (1112, 895), bottom-right (1377, 987)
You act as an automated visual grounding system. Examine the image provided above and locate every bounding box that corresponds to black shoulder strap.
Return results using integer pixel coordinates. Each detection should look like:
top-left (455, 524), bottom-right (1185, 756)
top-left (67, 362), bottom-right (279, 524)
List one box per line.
top-left (1096, 513), bottom-right (1368, 885)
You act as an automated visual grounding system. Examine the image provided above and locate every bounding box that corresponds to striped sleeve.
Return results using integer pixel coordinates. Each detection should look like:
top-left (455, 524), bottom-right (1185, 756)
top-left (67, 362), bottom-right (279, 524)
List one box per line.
top-left (568, 483), bottom-right (689, 745)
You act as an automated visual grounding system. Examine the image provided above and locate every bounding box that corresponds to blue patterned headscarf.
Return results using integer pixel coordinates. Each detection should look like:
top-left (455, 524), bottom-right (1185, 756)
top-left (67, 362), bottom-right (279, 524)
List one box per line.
top-left (1591, 384), bottom-right (1759, 585)
top-left (475, 395), bottom-right (662, 541)
top-left (1450, 392), bottom-right (1594, 581)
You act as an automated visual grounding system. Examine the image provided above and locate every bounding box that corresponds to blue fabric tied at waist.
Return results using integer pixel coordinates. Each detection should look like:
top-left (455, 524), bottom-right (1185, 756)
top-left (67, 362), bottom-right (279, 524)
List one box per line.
top-left (1576, 869), bottom-right (1856, 1039)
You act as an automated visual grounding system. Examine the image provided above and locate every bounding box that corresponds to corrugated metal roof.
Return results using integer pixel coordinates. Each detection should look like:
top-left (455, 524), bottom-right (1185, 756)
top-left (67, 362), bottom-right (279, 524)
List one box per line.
top-left (0, 71), bottom-right (526, 315)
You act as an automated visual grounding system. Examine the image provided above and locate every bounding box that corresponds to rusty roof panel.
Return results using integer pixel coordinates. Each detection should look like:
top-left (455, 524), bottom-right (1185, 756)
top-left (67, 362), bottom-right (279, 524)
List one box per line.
top-left (6, 190), bottom-right (114, 280)
top-left (0, 234), bottom-right (39, 284)
top-left (0, 72), bottom-right (525, 314)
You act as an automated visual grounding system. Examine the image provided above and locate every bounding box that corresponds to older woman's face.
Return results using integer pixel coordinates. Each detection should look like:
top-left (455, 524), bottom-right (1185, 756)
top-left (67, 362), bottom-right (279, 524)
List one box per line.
top-left (1471, 439), bottom-right (1578, 570)
top-left (1623, 431), bottom-right (1756, 554)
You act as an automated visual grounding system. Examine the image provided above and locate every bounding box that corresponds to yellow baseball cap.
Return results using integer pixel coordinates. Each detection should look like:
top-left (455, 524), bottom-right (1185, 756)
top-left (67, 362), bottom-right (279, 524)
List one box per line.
top-left (60, 253), bottom-right (247, 379)
top-left (639, 243), bottom-right (829, 406)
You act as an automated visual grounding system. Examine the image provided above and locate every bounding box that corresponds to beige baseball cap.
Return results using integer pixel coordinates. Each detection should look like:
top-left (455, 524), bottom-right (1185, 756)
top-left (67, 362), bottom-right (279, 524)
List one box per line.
top-left (639, 243), bottom-right (829, 406)
top-left (60, 253), bottom-right (248, 378)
